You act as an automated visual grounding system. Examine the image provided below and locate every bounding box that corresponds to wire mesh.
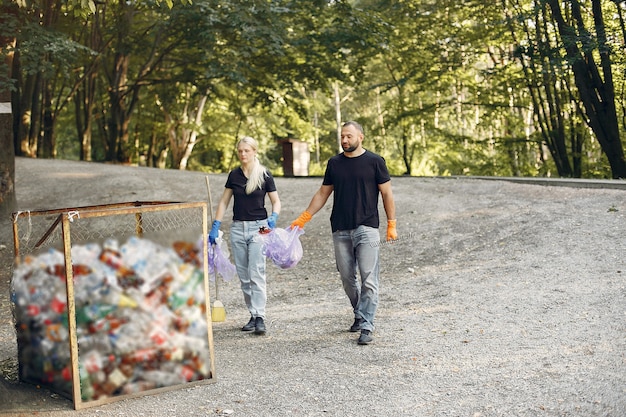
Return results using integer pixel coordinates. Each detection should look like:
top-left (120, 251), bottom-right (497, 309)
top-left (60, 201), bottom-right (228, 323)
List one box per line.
top-left (13, 203), bottom-right (205, 259)
top-left (10, 202), bottom-right (215, 409)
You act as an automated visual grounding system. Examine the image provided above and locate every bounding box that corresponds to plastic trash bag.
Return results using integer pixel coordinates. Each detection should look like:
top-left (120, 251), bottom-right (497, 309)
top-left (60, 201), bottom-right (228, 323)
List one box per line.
top-left (195, 233), bottom-right (237, 282)
top-left (209, 243), bottom-right (236, 282)
top-left (261, 227), bottom-right (304, 269)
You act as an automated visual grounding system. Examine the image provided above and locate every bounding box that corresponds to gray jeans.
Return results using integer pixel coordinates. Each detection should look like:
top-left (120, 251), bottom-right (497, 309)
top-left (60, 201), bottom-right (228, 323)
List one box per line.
top-left (230, 219), bottom-right (269, 319)
top-left (332, 225), bottom-right (381, 332)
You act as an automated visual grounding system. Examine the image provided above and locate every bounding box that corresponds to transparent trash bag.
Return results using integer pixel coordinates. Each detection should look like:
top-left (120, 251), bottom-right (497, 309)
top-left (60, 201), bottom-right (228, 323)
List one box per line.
top-left (261, 227), bottom-right (304, 270)
top-left (195, 233), bottom-right (236, 282)
top-left (208, 242), bottom-right (236, 282)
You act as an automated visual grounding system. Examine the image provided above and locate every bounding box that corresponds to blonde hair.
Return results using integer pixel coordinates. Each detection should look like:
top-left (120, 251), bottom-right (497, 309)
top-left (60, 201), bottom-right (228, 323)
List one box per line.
top-left (239, 136), bottom-right (268, 194)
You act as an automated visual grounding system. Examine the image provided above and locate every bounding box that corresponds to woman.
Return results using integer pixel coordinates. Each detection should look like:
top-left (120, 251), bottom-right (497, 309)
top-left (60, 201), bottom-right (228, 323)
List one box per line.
top-left (210, 136), bottom-right (281, 335)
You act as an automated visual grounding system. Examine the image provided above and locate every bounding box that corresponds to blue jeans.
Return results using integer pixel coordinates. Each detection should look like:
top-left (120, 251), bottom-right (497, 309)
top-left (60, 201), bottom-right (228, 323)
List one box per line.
top-left (230, 219), bottom-right (269, 319)
top-left (332, 225), bottom-right (380, 332)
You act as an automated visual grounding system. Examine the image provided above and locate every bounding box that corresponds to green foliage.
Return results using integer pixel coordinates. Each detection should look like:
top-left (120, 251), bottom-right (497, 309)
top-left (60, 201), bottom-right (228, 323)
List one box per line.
top-left (5, 0), bottom-right (625, 179)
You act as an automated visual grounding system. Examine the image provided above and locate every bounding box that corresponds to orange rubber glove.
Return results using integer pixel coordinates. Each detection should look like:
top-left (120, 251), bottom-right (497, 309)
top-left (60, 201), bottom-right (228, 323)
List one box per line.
top-left (386, 219), bottom-right (398, 242)
top-left (291, 211), bottom-right (312, 229)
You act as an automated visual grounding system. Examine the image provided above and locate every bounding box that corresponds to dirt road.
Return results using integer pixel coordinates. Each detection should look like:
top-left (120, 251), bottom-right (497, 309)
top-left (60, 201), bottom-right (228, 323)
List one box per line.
top-left (1, 157), bottom-right (625, 416)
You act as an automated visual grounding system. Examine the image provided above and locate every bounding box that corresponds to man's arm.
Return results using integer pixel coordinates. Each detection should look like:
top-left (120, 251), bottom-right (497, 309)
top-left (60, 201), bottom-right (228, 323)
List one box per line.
top-left (379, 181), bottom-right (397, 241)
top-left (304, 185), bottom-right (333, 216)
top-left (379, 181), bottom-right (395, 220)
top-left (291, 184), bottom-right (333, 229)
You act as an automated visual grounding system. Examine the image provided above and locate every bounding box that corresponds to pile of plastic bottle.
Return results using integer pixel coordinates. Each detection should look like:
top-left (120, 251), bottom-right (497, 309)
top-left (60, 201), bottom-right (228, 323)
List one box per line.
top-left (11, 236), bottom-right (213, 402)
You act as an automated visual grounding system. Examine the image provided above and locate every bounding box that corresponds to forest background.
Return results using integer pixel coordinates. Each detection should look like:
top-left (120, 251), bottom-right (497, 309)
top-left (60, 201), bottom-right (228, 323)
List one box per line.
top-left (1, 0), bottom-right (626, 218)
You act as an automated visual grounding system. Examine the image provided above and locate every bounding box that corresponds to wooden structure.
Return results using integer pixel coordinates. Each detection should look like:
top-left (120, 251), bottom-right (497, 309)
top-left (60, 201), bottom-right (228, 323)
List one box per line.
top-left (11, 201), bottom-right (215, 410)
top-left (280, 139), bottom-right (309, 176)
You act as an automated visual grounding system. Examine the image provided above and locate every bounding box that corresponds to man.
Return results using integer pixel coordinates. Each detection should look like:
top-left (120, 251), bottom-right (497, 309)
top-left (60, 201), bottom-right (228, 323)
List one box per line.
top-left (291, 121), bottom-right (397, 345)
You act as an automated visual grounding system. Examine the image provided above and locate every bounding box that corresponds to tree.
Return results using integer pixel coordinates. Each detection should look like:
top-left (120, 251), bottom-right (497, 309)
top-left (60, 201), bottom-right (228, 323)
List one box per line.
top-left (546, 0), bottom-right (626, 178)
top-left (0, 0), bottom-right (191, 218)
top-left (504, 0), bottom-right (586, 177)
top-left (3, 0), bottom-right (624, 187)
top-left (0, 3), bottom-right (19, 219)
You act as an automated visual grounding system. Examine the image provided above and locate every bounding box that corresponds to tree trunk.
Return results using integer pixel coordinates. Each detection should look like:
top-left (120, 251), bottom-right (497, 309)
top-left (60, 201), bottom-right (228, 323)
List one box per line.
top-left (41, 80), bottom-right (55, 158)
top-left (0, 95), bottom-right (16, 220)
top-left (0, 5), bottom-right (17, 219)
top-left (401, 128), bottom-right (412, 176)
top-left (12, 46), bottom-right (38, 157)
top-left (75, 83), bottom-right (94, 161)
top-left (178, 94), bottom-right (209, 171)
top-left (334, 82), bottom-right (342, 153)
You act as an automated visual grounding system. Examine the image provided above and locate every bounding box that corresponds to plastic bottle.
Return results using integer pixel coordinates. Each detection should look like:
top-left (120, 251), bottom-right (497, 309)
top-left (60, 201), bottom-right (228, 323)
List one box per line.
top-left (120, 237), bottom-right (176, 293)
top-left (79, 364), bottom-right (94, 401)
top-left (121, 380), bottom-right (156, 395)
top-left (78, 333), bottom-right (112, 353)
top-left (82, 350), bottom-right (104, 374)
top-left (141, 370), bottom-right (186, 387)
top-left (168, 267), bottom-right (203, 310)
top-left (71, 243), bottom-right (102, 268)
top-left (98, 366), bottom-right (128, 396)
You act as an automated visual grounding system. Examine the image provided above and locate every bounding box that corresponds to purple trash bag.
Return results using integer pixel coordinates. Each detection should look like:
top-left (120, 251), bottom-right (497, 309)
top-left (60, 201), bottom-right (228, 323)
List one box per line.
top-left (261, 227), bottom-right (304, 269)
top-left (208, 243), bottom-right (237, 282)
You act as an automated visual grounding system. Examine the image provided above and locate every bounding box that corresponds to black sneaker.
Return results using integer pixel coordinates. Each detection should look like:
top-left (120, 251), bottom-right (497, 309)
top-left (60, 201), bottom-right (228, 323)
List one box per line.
top-left (349, 318), bottom-right (364, 332)
top-left (254, 317), bottom-right (266, 335)
top-left (358, 329), bottom-right (373, 345)
top-left (241, 316), bottom-right (255, 332)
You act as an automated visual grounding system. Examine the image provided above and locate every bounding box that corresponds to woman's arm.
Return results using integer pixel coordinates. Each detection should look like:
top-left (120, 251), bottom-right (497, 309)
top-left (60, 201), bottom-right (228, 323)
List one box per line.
top-left (214, 188), bottom-right (233, 221)
top-left (268, 190), bottom-right (281, 215)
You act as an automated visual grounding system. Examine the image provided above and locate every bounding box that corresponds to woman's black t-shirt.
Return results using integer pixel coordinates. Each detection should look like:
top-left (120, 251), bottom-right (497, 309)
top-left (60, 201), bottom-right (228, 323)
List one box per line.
top-left (322, 150), bottom-right (391, 232)
top-left (225, 167), bottom-right (277, 221)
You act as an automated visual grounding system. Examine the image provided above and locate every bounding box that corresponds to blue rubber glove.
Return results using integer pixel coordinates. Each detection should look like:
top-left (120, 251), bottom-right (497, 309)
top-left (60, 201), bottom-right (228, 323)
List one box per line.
top-left (209, 220), bottom-right (221, 245)
top-left (268, 212), bottom-right (278, 229)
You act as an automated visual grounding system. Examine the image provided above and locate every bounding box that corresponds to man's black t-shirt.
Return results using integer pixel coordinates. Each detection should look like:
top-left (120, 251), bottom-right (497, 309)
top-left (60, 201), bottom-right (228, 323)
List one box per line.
top-left (225, 167), bottom-right (277, 221)
top-left (322, 150), bottom-right (391, 232)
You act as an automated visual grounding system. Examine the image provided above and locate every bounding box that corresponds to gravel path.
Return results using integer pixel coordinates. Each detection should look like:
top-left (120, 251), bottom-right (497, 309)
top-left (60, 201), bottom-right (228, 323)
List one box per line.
top-left (1, 158), bottom-right (625, 416)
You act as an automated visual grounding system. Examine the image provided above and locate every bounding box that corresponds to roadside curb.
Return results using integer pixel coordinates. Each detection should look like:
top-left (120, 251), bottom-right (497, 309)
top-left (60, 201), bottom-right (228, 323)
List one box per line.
top-left (440, 175), bottom-right (626, 190)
